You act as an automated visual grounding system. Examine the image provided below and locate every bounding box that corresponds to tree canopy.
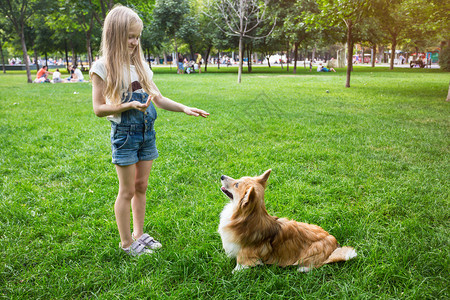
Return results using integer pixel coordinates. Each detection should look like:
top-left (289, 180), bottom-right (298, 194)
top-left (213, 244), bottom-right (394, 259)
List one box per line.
top-left (0, 0), bottom-right (447, 84)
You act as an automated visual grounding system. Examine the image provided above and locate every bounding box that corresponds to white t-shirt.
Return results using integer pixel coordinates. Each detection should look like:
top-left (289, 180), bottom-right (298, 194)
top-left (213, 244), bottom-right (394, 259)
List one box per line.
top-left (53, 71), bottom-right (61, 79)
top-left (90, 57), bottom-right (154, 123)
top-left (74, 68), bottom-right (84, 81)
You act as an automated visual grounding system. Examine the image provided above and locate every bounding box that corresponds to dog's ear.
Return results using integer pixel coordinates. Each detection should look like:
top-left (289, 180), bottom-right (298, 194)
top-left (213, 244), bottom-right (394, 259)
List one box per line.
top-left (240, 186), bottom-right (255, 208)
top-left (257, 169), bottom-right (272, 186)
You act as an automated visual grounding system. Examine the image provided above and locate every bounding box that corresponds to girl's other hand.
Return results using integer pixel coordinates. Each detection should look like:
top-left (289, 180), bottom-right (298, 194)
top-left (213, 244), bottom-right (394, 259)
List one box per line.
top-left (130, 101), bottom-right (148, 112)
top-left (184, 107), bottom-right (209, 118)
top-left (130, 95), bottom-right (153, 112)
top-left (145, 94), bottom-right (153, 107)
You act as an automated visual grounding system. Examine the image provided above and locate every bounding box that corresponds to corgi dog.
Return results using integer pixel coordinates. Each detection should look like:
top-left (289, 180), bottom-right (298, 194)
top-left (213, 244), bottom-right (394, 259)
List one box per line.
top-left (219, 169), bottom-right (357, 273)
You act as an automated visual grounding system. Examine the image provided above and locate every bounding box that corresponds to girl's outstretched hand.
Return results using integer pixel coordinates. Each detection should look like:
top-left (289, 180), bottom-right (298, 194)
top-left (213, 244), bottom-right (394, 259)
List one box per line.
top-left (184, 107), bottom-right (209, 118)
top-left (130, 95), bottom-right (153, 112)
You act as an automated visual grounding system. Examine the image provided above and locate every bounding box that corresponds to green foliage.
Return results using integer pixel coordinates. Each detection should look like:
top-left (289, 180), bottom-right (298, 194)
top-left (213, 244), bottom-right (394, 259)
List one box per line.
top-left (0, 67), bottom-right (449, 298)
top-left (313, 0), bottom-right (372, 28)
top-left (151, 0), bottom-right (190, 41)
top-left (0, 0), bottom-right (447, 69)
top-left (438, 45), bottom-right (450, 71)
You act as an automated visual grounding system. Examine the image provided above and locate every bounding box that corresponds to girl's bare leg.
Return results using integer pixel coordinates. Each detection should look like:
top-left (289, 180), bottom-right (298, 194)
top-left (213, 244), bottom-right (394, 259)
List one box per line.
top-left (115, 164), bottom-right (136, 249)
top-left (131, 160), bottom-right (153, 239)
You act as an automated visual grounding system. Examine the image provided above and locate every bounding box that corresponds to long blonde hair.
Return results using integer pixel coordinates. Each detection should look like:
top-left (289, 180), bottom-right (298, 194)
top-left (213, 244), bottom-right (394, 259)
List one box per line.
top-left (100, 5), bottom-right (160, 105)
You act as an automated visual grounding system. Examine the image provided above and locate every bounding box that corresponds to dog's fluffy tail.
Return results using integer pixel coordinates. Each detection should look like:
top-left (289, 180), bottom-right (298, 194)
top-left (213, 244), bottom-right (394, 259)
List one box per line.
top-left (324, 246), bottom-right (357, 264)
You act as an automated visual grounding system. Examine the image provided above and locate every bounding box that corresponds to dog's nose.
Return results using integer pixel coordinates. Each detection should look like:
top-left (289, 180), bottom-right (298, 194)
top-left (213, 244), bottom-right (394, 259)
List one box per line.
top-left (221, 175), bottom-right (226, 180)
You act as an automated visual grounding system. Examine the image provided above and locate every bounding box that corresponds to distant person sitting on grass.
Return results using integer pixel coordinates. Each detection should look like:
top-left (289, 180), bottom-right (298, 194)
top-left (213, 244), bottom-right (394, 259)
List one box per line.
top-left (90, 5), bottom-right (209, 257)
top-left (65, 65), bottom-right (74, 82)
top-left (35, 66), bottom-right (52, 83)
top-left (52, 69), bottom-right (63, 83)
top-left (317, 62), bottom-right (336, 72)
top-left (72, 66), bottom-right (85, 82)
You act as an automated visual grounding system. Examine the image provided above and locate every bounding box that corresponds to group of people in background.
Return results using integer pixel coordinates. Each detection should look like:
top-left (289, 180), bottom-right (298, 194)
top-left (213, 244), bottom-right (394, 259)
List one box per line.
top-left (34, 65), bottom-right (86, 83)
top-left (177, 53), bottom-right (202, 75)
top-left (317, 62), bottom-right (336, 72)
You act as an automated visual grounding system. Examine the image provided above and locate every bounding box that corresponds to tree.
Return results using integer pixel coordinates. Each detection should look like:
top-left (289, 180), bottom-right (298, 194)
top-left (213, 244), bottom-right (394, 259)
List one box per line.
top-left (150, 0), bottom-right (190, 68)
top-left (0, 0), bottom-right (48, 83)
top-left (30, 20), bottom-right (58, 67)
top-left (132, 1), bottom-right (157, 65)
top-left (46, 1), bottom-right (101, 68)
top-left (200, 0), bottom-right (237, 70)
top-left (374, 0), bottom-right (412, 70)
top-left (181, 0), bottom-right (221, 71)
top-left (252, 32), bottom-right (280, 68)
top-left (403, 0), bottom-right (449, 56)
top-left (179, 15), bottom-right (202, 59)
top-left (313, 0), bottom-right (372, 87)
top-left (280, 0), bottom-right (320, 74)
top-left (357, 16), bottom-right (384, 67)
top-left (89, 0), bottom-right (115, 26)
top-left (204, 0), bottom-right (275, 83)
top-left (0, 16), bottom-right (12, 73)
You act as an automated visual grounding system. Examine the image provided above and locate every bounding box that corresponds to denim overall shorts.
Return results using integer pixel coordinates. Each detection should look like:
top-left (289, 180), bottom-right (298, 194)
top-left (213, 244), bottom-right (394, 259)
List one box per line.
top-left (110, 91), bottom-right (158, 166)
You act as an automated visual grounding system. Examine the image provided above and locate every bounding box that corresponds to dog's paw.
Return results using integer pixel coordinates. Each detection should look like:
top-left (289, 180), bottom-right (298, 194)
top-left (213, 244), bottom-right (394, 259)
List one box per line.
top-left (345, 249), bottom-right (357, 260)
top-left (232, 263), bottom-right (249, 274)
top-left (298, 266), bottom-right (311, 273)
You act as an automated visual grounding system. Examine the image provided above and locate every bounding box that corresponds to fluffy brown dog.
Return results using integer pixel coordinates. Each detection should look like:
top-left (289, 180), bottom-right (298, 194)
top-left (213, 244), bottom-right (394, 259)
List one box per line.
top-left (219, 169), bottom-right (357, 273)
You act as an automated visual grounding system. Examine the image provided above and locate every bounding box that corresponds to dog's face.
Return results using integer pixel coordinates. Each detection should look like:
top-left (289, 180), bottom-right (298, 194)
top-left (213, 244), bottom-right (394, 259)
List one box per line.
top-left (220, 169), bottom-right (272, 211)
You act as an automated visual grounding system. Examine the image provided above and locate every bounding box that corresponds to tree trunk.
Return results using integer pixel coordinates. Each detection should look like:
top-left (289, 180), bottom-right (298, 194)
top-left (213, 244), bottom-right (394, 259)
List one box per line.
top-left (86, 26), bottom-right (93, 68)
top-left (280, 51), bottom-right (283, 69)
top-left (23, 45), bottom-right (31, 83)
top-left (303, 46), bottom-right (308, 69)
top-left (1, 41), bottom-right (6, 73)
top-left (390, 37), bottom-right (397, 70)
top-left (286, 43), bottom-right (290, 72)
top-left (247, 43), bottom-right (252, 73)
top-left (237, 0), bottom-right (244, 82)
top-left (86, 14), bottom-right (94, 69)
top-left (267, 55), bottom-right (271, 68)
top-left (217, 49), bottom-right (220, 69)
top-left (10, 16), bottom-right (33, 82)
top-left (293, 42), bottom-right (299, 74)
top-left (205, 46), bottom-right (211, 72)
top-left (33, 45), bottom-right (39, 73)
top-left (371, 44), bottom-right (377, 67)
top-left (65, 41), bottom-right (69, 70)
top-left (312, 45), bottom-right (316, 62)
top-left (345, 19), bottom-right (353, 88)
top-left (70, 39), bottom-right (76, 67)
top-left (446, 81), bottom-right (450, 102)
top-left (174, 37), bottom-right (179, 72)
top-left (238, 35), bottom-right (243, 83)
top-left (189, 45), bottom-right (195, 61)
top-left (147, 49), bottom-right (152, 69)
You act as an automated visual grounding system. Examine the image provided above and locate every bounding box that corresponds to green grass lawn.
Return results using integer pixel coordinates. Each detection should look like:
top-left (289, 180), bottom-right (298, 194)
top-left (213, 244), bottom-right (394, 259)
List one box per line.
top-left (0, 66), bottom-right (449, 299)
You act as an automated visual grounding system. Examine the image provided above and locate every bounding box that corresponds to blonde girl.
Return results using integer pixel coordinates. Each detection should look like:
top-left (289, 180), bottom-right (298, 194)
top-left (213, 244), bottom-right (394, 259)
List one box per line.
top-left (90, 5), bottom-right (209, 256)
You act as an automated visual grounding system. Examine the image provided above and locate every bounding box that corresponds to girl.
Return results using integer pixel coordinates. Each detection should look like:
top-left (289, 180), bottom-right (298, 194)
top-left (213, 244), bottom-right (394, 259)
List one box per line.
top-left (90, 5), bottom-right (209, 256)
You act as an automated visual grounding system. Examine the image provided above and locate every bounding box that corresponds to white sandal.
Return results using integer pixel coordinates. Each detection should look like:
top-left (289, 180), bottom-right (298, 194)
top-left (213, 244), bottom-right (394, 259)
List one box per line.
top-left (121, 240), bottom-right (153, 257)
top-left (133, 233), bottom-right (162, 250)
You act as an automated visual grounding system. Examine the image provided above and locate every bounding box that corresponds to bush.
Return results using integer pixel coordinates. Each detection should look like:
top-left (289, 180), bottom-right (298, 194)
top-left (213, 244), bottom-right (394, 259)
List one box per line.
top-left (439, 46), bottom-right (450, 71)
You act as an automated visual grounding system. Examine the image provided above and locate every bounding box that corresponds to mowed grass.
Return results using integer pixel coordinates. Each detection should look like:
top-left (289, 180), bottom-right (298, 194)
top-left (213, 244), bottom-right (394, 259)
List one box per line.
top-left (0, 66), bottom-right (449, 299)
